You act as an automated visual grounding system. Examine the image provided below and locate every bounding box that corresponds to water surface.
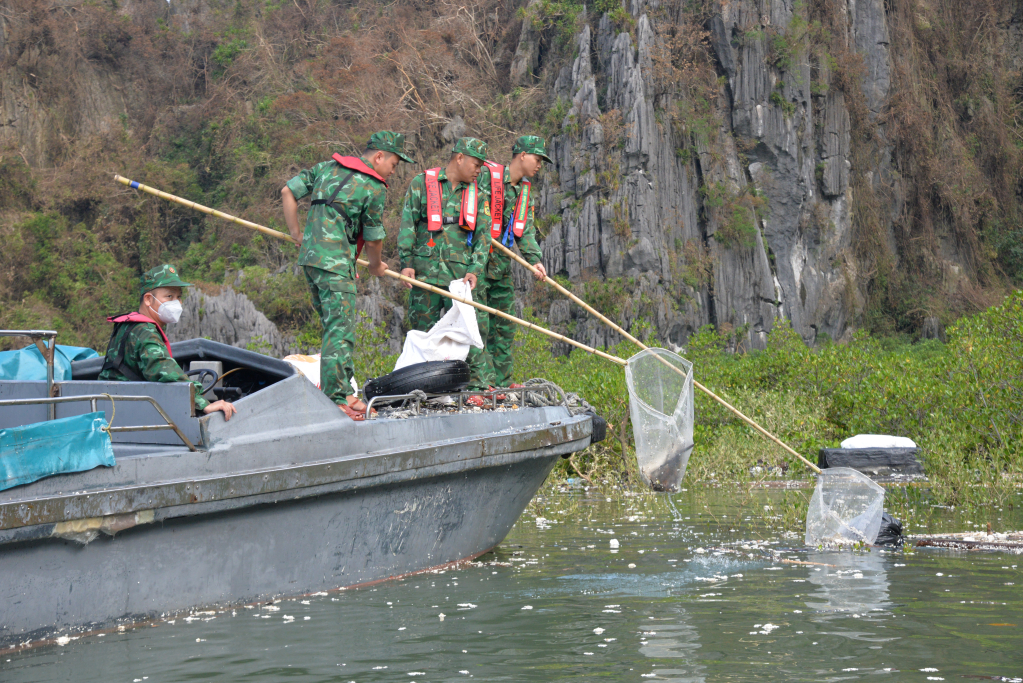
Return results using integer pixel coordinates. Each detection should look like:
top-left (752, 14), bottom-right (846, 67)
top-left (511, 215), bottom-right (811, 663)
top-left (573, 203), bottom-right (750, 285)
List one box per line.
top-left (3, 491), bottom-right (1021, 682)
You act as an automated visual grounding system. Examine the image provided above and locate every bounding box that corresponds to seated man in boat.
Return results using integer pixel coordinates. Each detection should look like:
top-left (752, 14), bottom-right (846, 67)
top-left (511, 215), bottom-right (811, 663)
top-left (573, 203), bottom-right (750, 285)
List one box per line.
top-left (98, 264), bottom-right (237, 421)
top-left (281, 131), bottom-right (415, 420)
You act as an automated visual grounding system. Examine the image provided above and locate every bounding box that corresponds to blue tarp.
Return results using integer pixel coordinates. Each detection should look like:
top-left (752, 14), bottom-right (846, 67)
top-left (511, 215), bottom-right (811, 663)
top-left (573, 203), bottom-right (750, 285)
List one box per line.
top-left (0, 412), bottom-right (116, 491)
top-left (0, 344), bottom-right (99, 381)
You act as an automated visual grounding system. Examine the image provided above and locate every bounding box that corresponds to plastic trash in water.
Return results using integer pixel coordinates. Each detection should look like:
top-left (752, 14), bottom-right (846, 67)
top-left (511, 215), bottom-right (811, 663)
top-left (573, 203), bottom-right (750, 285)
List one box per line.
top-left (804, 467), bottom-right (886, 545)
top-left (625, 348), bottom-right (695, 492)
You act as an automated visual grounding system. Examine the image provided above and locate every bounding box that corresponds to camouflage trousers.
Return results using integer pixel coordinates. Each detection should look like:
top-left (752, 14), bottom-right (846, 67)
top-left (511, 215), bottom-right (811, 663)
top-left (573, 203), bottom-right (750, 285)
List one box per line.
top-left (406, 284), bottom-right (493, 390)
top-left (304, 266), bottom-right (357, 405)
top-left (480, 275), bottom-right (517, 387)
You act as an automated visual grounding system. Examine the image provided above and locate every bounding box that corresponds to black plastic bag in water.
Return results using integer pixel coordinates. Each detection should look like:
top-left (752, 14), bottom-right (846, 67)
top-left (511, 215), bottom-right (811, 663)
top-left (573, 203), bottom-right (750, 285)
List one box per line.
top-left (875, 511), bottom-right (904, 547)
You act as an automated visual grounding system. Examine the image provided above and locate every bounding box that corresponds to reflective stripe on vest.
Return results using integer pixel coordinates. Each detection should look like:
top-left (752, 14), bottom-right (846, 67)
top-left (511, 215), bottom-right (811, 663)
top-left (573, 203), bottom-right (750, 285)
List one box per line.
top-left (511, 180), bottom-right (530, 238)
top-left (484, 160), bottom-right (505, 239)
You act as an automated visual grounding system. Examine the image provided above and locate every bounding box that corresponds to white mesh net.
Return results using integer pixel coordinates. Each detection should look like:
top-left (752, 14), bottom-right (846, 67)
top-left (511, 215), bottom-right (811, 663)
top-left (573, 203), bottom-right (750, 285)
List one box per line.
top-left (804, 467), bottom-right (886, 546)
top-left (625, 348), bottom-right (695, 492)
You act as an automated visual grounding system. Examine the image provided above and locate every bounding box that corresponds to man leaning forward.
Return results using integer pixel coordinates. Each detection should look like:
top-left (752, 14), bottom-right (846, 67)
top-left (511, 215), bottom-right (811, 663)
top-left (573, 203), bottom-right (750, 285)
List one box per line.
top-left (282, 131), bottom-right (414, 420)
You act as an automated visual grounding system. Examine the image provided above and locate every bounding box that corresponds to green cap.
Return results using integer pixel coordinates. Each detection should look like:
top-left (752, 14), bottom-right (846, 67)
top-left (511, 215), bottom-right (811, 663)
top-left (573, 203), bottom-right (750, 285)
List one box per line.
top-left (140, 264), bottom-right (191, 298)
top-left (512, 135), bottom-right (553, 163)
top-left (452, 137), bottom-right (489, 162)
top-left (367, 131), bottom-right (414, 163)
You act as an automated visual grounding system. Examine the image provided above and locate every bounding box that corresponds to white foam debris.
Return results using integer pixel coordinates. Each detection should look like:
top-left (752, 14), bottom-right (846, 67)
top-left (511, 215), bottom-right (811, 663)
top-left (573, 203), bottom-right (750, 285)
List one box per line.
top-left (438, 613), bottom-right (446, 621)
top-left (283, 615), bottom-right (294, 622)
top-left (301, 601), bottom-right (310, 605)
top-left (311, 592), bottom-right (328, 596)
top-left (459, 671), bottom-right (470, 675)
top-left (593, 627), bottom-right (605, 634)
top-left (304, 616), bottom-right (311, 621)
top-left (583, 652), bottom-right (594, 655)
top-left (56, 636), bottom-right (70, 646)
top-left (610, 539), bottom-right (620, 549)
top-left (521, 605), bottom-right (533, 610)
top-left (263, 605), bottom-right (280, 612)
top-left (373, 666), bottom-right (388, 670)
top-left (458, 603), bottom-right (477, 609)
top-left (408, 672), bottom-right (426, 676)
top-left (920, 669), bottom-right (939, 673)
top-left (628, 563), bottom-right (637, 569)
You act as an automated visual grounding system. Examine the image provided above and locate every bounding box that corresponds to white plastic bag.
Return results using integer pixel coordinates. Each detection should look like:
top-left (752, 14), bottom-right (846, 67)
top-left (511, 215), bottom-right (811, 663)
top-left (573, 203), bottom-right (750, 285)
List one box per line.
top-left (804, 467), bottom-right (886, 546)
top-left (283, 353), bottom-right (358, 394)
top-left (394, 279), bottom-right (483, 370)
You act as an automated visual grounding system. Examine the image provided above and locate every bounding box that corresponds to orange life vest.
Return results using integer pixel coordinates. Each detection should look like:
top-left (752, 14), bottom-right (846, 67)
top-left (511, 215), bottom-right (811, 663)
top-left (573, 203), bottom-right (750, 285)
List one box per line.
top-left (423, 168), bottom-right (478, 247)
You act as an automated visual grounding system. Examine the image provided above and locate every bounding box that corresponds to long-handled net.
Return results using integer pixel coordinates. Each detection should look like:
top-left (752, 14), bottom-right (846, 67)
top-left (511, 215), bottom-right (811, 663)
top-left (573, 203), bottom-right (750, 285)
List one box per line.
top-left (805, 467), bottom-right (885, 545)
top-left (114, 174), bottom-right (888, 546)
top-left (625, 348), bottom-right (694, 492)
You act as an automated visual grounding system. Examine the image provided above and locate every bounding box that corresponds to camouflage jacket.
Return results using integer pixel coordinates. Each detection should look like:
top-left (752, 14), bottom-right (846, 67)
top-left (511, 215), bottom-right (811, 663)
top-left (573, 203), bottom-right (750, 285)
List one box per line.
top-left (476, 165), bottom-right (543, 281)
top-left (286, 158), bottom-right (387, 279)
top-left (397, 168), bottom-right (491, 285)
top-left (97, 321), bottom-right (210, 412)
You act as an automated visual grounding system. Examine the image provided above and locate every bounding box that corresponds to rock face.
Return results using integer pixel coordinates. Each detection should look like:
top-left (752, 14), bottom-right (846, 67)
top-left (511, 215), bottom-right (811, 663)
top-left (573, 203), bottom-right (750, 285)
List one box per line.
top-left (169, 286), bottom-right (296, 357)
top-left (511, 0), bottom-right (908, 350)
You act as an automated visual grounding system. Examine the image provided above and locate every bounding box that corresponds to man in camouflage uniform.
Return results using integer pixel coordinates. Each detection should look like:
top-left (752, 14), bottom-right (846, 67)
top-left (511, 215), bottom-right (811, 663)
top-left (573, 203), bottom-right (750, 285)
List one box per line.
top-left (396, 137), bottom-right (492, 390)
top-left (99, 264), bottom-right (237, 420)
top-left (282, 131), bottom-right (414, 419)
top-left (475, 135), bottom-right (551, 387)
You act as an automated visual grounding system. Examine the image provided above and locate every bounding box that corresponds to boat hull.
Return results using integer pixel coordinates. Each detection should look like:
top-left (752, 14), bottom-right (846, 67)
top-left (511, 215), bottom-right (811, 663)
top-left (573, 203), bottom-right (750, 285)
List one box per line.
top-left (0, 372), bottom-right (592, 648)
top-left (1, 448), bottom-right (559, 647)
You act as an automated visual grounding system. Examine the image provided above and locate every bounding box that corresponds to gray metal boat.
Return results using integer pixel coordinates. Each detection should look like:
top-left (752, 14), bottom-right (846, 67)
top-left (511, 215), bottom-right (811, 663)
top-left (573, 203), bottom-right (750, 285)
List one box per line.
top-left (0, 331), bottom-right (598, 650)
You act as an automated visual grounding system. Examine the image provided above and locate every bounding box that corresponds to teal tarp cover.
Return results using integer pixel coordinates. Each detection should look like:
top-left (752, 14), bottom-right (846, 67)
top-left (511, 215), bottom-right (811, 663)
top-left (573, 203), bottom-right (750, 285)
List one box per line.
top-left (0, 412), bottom-right (116, 491)
top-left (0, 344), bottom-right (99, 381)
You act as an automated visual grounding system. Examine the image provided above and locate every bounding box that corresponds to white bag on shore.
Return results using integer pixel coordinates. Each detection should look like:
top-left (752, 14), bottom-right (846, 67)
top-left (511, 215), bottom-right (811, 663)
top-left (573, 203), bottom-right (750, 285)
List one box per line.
top-left (840, 434), bottom-right (917, 449)
top-left (394, 279), bottom-right (483, 370)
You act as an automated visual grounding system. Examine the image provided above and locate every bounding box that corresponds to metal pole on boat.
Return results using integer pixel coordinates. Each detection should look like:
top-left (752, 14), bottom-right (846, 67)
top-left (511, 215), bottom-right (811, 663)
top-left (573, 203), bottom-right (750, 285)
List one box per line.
top-left (489, 238), bottom-right (821, 474)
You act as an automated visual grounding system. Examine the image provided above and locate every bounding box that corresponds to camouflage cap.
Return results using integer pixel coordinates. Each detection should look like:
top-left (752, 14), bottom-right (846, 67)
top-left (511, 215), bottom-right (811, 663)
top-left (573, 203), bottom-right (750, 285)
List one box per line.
top-left (367, 131), bottom-right (415, 163)
top-left (512, 135), bottom-right (553, 163)
top-left (452, 137), bottom-right (489, 162)
top-left (140, 264), bottom-right (191, 298)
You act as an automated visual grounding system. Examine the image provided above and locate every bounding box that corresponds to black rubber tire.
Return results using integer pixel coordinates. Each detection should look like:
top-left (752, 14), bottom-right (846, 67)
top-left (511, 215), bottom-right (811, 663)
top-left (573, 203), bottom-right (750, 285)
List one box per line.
top-left (363, 360), bottom-right (470, 402)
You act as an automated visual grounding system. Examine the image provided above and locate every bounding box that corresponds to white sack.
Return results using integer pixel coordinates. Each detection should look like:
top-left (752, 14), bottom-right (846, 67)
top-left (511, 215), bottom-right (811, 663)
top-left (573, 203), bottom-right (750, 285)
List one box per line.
top-left (283, 353), bottom-right (358, 394)
top-left (840, 434), bottom-right (917, 449)
top-left (394, 279), bottom-right (483, 371)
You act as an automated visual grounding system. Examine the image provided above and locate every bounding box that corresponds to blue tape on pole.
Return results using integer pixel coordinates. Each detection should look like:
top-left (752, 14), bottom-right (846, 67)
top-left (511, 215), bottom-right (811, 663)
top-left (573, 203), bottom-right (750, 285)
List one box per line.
top-left (130, 181), bottom-right (140, 189)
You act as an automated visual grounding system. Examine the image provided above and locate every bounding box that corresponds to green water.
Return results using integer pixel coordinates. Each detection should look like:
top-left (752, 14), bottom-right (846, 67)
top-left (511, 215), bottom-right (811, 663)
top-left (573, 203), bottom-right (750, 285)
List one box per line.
top-left (3, 491), bottom-right (1021, 682)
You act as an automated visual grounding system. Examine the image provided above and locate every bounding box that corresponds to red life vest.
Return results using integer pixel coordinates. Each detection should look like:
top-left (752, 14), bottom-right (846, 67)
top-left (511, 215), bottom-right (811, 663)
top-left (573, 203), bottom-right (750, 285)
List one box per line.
top-left (482, 161), bottom-right (530, 243)
top-left (423, 168), bottom-right (478, 248)
top-left (107, 312), bottom-right (172, 357)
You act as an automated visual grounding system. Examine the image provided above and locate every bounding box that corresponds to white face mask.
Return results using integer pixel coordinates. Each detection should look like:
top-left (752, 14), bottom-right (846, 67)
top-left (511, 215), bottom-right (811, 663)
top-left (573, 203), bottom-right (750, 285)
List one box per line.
top-left (155, 299), bottom-right (183, 324)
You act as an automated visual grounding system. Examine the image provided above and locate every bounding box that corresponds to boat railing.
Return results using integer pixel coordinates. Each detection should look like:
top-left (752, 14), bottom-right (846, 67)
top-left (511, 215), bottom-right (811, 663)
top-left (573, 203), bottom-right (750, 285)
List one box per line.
top-left (0, 329), bottom-right (58, 420)
top-left (0, 394), bottom-right (197, 451)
